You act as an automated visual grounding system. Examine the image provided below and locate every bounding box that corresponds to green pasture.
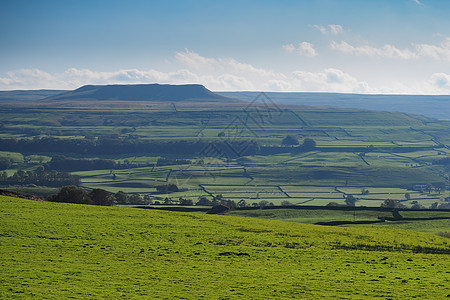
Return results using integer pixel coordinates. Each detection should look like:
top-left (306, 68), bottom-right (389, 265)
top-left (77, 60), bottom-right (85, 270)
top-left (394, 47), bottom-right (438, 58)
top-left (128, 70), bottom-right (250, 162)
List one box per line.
top-left (228, 208), bottom-right (450, 235)
top-left (1, 196), bottom-right (449, 299)
top-left (0, 101), bottom-right (449, 207)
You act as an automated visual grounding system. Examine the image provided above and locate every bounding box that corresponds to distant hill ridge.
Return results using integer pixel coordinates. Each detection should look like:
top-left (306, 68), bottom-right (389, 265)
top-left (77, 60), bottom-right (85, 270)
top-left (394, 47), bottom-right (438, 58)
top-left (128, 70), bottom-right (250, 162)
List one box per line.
top-left (44, 83), bottom-right (237, 102)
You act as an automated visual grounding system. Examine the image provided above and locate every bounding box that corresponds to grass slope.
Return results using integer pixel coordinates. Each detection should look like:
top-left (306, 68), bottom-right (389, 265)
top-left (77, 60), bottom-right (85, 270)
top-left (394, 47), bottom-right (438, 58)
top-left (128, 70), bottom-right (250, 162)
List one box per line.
top-left (228, 209), bottom-right (450, 235)
top-left (1, 196), bottom-right (449, 299)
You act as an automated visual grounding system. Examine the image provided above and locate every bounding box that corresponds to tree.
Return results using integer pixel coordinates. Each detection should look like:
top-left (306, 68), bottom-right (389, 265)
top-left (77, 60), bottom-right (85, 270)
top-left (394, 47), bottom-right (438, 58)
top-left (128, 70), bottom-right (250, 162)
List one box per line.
top-left (301, 138), bottom-right (316, 150)
top-left (381, 199), bottom-right (400, 208)
top-left (129, 194), bottom-right (144, 204)
top-left (345, 194), bottom-right (357, 206)
top-left (259, 200), bottom-right (269, 207)
top-left (222, 200), bottom-right (236, 209)
top-left (143, 194), bottom-right (154, 205)
top-left (281, 200), bottom-right (294, 206)
top-left (434, 182), bottom-right (446, 194)
top-left (430, 202), bottom-right (439, 209)
top-left (404, 193), bottom-right (411, 201)
top-left (179, 198), bottom-right (193, 205)
top-left (326, 202), bottom-right (339, 207)
top-left (237, 199), bottom-right (247, 207)
top-left (438, 203), bottom-right (450, 209)
top-left (425, 184), bottom-right (433, 194)
top-left (282, 135), bottom-right (299, 146)
top-left (196, 196), bottom-right (212, 206)
top-left (115, 190), bottom-right (128, 204)
top-left (90, 189), bottom-right (114, 206)
top-left (411, 203), bottom-right (425, 209)
top-left (156, 183), bottom-right (179, 194)
top-left (48, 186), bottom-right (90, 204)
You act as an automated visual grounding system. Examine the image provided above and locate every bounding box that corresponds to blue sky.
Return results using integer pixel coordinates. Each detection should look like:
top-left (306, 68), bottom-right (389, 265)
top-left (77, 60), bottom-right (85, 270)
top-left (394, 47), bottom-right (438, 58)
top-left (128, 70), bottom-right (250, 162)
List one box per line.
top-left (1, 0), bottom-right (450, 94)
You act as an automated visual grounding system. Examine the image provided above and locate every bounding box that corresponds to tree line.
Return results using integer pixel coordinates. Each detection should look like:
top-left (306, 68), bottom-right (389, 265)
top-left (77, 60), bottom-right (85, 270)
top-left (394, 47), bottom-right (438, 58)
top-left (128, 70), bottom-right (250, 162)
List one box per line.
top-left (46, 155), bottom-right (116, 172)
top-left (0, 137), bottom-right (259, 156)
top-left (0, 168), bottom-right (80, 187)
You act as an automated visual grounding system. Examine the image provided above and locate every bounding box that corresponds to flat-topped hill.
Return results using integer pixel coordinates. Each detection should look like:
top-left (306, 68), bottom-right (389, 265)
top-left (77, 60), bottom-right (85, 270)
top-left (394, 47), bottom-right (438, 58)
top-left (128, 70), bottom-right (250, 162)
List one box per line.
top-left (44, 83), bottom-right (237, 102)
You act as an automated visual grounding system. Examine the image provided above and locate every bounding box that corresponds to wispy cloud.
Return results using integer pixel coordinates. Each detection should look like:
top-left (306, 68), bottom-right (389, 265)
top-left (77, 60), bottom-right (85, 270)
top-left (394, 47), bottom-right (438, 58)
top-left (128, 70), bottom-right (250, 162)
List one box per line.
top-left (413, 0), bottom-right (423, 6)
top-left (283, 42), bottom-right (318, 57)
top-left (330, 40), bottom-right (418, 59)
top-left (331, 38), bottom-right (450, 61)
top-left (313, 24), bottom-right (344, 35)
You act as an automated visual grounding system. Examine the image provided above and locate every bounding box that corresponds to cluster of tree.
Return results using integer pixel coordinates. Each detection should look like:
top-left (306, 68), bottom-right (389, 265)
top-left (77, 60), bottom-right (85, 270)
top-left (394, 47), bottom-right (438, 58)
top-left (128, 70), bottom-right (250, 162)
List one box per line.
top-left (156, 184), bottom-right (179, 193)
top-left (0, 157), bottom-right (13, 170)
top-left (114, 190), bottom-right (152, 205)
top-left (0, 137), bottom-right (259, 157)
top-left (46, 155), bottom-right (116, 172)
top-left (429, 202), bottom-right (450, 209)
top-left (195, 195), bottom-right (237, 208)
top-left (0, 168), bottom-right (80, 187)
top-left (156, 158), bottom-right (191, 166)
top-left (281, 135), bottom-right (316, 150)
top-left (48, 186), bottom-right (114, 206)
top-left (422, 183), bottom-right (447, 194)
top-left (380, 199), bottom-right (406, 209)
top-left (344, 194), bottom-right (357, 206)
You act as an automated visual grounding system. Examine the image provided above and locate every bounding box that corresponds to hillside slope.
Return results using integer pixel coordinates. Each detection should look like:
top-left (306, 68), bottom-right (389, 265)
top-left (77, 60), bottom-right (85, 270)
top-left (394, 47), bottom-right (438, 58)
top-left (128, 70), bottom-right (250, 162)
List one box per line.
top-left (44, 84), bottom-right (237, 102)
top-left (0, 89), bottom-right (66, 101)
top-left (219, 91), bottom-right (450, 120)
top-left (1, 196), bottom-right (449, 298)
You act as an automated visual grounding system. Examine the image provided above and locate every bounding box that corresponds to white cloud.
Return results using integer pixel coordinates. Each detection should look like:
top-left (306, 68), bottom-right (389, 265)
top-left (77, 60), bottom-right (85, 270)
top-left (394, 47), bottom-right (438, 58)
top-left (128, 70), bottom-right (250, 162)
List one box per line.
top-left (328, 24), bottom-right (344, 35)
top-left (331, 38), bottom-right (450, 61)
top-left (2, 49), bottom-right (450, 94)
top-left (174, 48), bottom-right (216, 69)
top-left (313, 25), bottom-right (328, 35)
top-left (282, 44), bottom-right (296, 53)
top-left (414, 38), bottom-right (450, 61)
top-left (291, 68), bottom-right (371, 93)
top-left (0, 68), bottom-right (63, 89)
top-left (330, 40), bottom-right (418, 59)
top-left (413, 0), bottom-right (423, 5)
top-left (313, 24), bottom-right (344, 35)
top-left (297, 42), bottom-right (318, 57)
top-left (283, 42), bottom-right (318, 57)
top-left (430, 72), bottom-right (450, 90)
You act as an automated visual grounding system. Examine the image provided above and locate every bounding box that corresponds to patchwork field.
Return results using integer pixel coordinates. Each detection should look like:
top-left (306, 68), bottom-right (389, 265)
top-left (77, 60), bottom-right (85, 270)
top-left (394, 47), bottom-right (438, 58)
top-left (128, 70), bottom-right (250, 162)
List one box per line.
top-left (1, 196), bottom-right (449, 299)
top-left (0, 99), bottom-right (449, 208)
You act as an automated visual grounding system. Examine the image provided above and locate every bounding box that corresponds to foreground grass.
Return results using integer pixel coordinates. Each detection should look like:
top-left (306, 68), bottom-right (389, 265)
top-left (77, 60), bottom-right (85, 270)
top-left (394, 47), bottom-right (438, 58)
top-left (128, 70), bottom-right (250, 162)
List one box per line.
top-left (1, 196), bottom-right (449, 299)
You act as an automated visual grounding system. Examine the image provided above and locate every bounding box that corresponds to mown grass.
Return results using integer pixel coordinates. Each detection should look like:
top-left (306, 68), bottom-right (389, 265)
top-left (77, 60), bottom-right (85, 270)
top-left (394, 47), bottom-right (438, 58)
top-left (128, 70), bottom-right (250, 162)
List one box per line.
top-left (1, 196), bottom-right (449, 299)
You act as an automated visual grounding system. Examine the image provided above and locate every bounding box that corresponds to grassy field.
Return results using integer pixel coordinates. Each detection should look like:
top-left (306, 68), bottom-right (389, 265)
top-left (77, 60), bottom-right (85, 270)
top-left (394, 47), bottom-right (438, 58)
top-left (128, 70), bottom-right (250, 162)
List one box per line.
top-left (1, 196), bottom-right (449, 299)
top-left (227, 208), bottom-right (450, 235)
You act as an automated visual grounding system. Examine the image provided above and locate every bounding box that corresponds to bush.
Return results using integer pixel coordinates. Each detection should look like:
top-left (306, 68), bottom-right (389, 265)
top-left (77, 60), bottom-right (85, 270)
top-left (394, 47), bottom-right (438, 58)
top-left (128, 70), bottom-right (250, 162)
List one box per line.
top-left (282, 135), bottom-right (299, 146)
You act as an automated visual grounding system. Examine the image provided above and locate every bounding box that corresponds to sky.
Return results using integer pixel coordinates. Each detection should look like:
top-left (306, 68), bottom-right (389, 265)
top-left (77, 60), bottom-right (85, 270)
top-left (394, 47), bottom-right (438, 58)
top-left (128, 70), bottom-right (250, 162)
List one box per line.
top-left (1, 0), bottom-right (450, 94)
